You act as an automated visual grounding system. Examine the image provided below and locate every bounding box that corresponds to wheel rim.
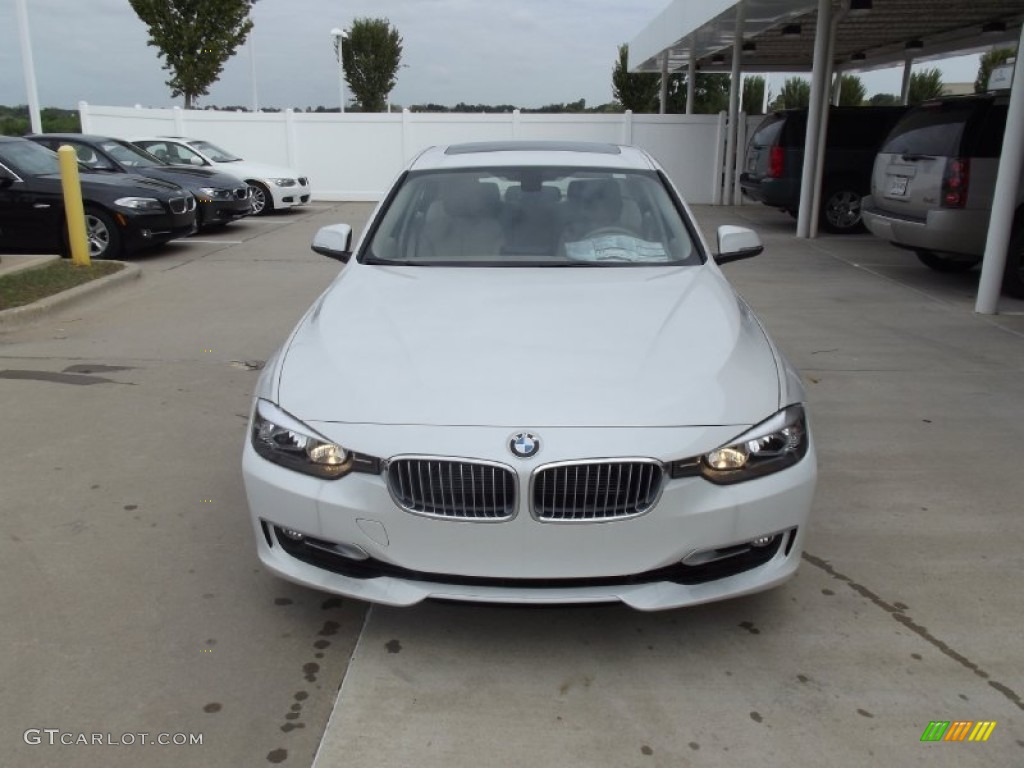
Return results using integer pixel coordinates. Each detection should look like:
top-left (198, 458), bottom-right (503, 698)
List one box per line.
top-left (85, 214), bottom-right (110, 257)
top-left (825, 190), bottom-right (861, 229)
top-left (249, 185), bottom-right (265, 214)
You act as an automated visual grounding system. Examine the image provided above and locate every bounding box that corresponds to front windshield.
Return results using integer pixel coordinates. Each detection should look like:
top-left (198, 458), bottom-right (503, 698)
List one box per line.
top-left (101, 140), bottom-right (163, 168)
top-left (364, 167), bottom-right (702, 266)
top-left (188, 140), bottom-right (241, 162)
top-left (0, 139), bottom-right (60, 176)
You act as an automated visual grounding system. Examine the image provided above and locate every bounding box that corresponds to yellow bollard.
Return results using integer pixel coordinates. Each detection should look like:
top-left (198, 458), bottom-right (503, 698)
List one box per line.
top-left (57, 145), bottom-right (91, 267)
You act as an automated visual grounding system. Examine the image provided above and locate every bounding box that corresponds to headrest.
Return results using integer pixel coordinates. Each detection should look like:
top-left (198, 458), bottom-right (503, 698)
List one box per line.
top-left (442, 176), bottom-right (499, 218)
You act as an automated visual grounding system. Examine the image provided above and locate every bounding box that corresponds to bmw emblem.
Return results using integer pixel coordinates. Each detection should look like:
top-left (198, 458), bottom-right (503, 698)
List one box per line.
top-left (509, 432), bottom-right (540, 459)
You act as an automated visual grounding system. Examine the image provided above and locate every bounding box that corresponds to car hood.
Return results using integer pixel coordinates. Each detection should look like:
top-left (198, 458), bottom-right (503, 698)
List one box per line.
top-left (136, 166), bottom-right (245, 189)
top-left (211, 159), bottom-right (303, 181)
top-left (36, 171), bottom-right (184, 196)
top-left (277, 264), bottom-right (780, 428)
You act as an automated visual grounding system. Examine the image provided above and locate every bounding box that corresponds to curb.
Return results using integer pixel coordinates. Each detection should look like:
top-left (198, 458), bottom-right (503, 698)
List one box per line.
top-left (0, 261), bottom-right (141, 330)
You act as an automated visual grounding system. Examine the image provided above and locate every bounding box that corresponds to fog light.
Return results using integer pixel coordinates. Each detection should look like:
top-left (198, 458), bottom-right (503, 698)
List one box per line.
top-left (280, 528), bottom-right (305, 541)
top-left (750, 535), bottom-right (774, 548)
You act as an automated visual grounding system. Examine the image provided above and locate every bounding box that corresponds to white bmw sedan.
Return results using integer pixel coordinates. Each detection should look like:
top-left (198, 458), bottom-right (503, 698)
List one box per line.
top-left (242, 141), bottom-right (816, 611)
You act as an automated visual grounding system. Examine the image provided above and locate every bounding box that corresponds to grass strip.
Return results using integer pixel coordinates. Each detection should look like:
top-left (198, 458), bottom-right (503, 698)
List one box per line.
top-left (0, 260), bottom-right (123, 310)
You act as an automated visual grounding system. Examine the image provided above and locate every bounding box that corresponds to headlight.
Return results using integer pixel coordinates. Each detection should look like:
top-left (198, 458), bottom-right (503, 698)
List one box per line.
top-left (198, 186), bottom-right (229, 199)
top-left (670, 405), bottom-right (809, 485)
top-left (251, 399), bottom-right (351, 479)
top-left (114, 196), bottom-right (162, 212)
top-left (269, 177), bottom-right (296, 187)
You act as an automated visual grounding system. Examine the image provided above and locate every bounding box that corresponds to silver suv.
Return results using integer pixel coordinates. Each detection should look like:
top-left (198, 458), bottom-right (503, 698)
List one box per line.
top-left (861, 95), bottom-right (1024, 297)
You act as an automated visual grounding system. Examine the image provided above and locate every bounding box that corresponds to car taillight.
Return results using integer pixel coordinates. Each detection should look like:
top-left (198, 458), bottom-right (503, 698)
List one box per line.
top-left (941, 157), bottom-right (969, 208)
top-left (768, 146), bottom-right (784, 179)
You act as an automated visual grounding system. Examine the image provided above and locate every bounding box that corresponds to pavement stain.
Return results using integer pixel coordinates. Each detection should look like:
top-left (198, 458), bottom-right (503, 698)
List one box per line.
top-left (202, 702), bottom-right (222, 713)
top-left (321, 597), bottom-right (344, 610)
top-left (313, 639), bottom-right (330, 650)
top-left (0, 369), bottom-right (128, 385)
top-left (641, 745), bottom-right (653, 756)
top-left (274, 597), bottom-right (294, 606)
top-left (302, 662), bottom-right (319, 682)
top-left (318, 620), bottom-right (340, 636)
top-left (266, 748), bottom-right (287, 763)
top-left (739, 621), bottom-right (760, 635)
top-left (750, 711), bottom-right (764, 724)
top-left (857, 709), bottom-right (874, 718)
top-left (385, 639), bottom-right (402, 654)
top-left (689, 742), bottom-right (700, 750)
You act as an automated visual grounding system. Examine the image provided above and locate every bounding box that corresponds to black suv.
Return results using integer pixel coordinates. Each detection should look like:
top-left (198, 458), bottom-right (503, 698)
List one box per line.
top-left (741, 106), bottom-right (908, 233)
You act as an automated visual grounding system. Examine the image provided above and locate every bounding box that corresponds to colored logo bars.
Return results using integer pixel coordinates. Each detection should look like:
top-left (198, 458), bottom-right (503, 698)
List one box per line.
top-left (920, 721), bottom-right (997, 742)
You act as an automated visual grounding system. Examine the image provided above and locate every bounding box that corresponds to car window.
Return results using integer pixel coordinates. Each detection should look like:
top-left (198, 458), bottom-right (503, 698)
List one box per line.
top-left (880, 101), bottom-right (977, 156)
top-left (138, 141), bottom-right (202, 165)
top-left (0, 140), bottom-right (60, 176)
top-left (751, 116), bottom-right (783, 148)
top-left (363, 167), bottom-right (700, 267)
top-left (828, 108), bottom-right (906, 149)
top-left (101, 140), bottom-right (163, 168)
top-left (188, 140), bottom-right (241, 162)
top-left (65, 142), bottom-right (116, 170)
top-left (969, 104), bottom-right (1007, 159)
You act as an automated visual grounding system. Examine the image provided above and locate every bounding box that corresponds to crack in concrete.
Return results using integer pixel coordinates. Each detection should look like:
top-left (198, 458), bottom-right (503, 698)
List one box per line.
top-left (803, 551), bottom-right (1023, 712)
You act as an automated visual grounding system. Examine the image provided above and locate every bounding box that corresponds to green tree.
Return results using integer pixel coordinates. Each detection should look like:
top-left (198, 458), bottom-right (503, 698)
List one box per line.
top-left (867, 93), bottom-right (901, 106)
top-left (975, 47), bottom-right (1016, 93)
top-left (129, 0), bottom-right (254, 108)
top-left (338, 18), bottom-right (403, 113)
top-left (908, 68), bottom-right (944, 105)
top-left (742, 76), bottom-right (766, 115)
top-left (838, 74), bottom-right (866, 106)
top-left (665, 73), bottom-right (731, 114)
top-left (774, 77), bottom-right (811, 109)
top-left (611, 44), bottom-right (660, 113)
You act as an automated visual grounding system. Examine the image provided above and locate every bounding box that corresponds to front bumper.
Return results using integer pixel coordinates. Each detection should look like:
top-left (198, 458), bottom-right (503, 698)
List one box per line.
top-left (120, 209), bottom-right (197, 252)
top-left (862, 197), bottom-right (989, 257)
top-left (267, 179), bottom-right (311, 210)
top-left (198, 197), bottom-right (251, 227)
top-left (242, 422), bottom-right (817, 611)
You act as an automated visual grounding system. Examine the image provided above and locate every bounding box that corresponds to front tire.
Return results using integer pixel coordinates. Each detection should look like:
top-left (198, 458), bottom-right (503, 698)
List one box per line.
top-left (248, 181), bottom-right (273, 216)
top-left (915, 249), bottom-right (981, 273)
top-left (820, 183), bottom-right (865, 234)
top-left (83, 208), bottom-right (122, 260)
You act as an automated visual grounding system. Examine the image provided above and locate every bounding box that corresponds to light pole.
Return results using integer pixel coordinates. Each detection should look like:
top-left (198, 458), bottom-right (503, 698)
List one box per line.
top-left (330, 27), bottom-right (346, 113)
top-left (15, 0), bottom-right (42, 134)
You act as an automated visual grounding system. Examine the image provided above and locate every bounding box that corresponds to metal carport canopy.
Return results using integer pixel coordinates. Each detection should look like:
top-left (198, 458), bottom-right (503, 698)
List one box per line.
top-left (628, 0), bottom-right (1024, 314)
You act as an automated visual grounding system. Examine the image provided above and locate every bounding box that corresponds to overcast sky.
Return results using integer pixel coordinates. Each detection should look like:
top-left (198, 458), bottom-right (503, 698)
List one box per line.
top-left (0, 0), bottom-right (988, 111)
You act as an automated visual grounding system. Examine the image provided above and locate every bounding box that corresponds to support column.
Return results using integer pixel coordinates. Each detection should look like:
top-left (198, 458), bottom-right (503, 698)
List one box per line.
top-left (660, 54), bottom-right (669, 114)
top-left (14, 0), bottom-right (41, 134)
top-left (831, 70), bottom-right (843, 106)
top-left (686, 49), bottom-right (696, 115)
top-left (724, 1), bottom-right (745, 206)
top-left (796, 0), bottom-right (833, 238)
top-left (810, 4), bottom-right (844, 236)
top-left (901, 56), bottom-right (913, 104)
top-left (976, 25), bottom-right (1024, 314)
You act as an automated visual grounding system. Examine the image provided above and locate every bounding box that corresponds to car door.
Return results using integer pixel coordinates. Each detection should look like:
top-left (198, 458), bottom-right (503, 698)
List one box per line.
top-left (0, 169), bottom-right (64, 253)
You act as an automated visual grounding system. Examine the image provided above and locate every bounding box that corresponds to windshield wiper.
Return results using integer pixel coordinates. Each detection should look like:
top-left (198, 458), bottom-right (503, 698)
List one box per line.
top-left (900, 153), bottom-right (935, 162)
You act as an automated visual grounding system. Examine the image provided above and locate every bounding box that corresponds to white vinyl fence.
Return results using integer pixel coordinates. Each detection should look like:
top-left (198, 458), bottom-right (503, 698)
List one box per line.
top-left (80, 102), bottom-right (761, 205)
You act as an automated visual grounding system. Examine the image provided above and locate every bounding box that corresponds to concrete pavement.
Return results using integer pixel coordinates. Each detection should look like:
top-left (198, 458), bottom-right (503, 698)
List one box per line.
top-left (0, 204), bottom-right (372, 768)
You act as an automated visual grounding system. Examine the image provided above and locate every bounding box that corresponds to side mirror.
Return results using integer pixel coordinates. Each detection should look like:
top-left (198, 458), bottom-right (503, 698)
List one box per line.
top-left (190, 156), bottom-right (205, 166)
top-left (311, 223), bottom-right (353, 262)
top-left (714, 225), bottom-right (763, 264)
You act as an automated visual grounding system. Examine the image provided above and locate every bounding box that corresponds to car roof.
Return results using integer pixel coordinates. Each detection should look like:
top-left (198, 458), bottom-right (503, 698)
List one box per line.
top-left (27, 133), bottom-right (132, 143)
top-left (410, 141), bottom-right (657, 171)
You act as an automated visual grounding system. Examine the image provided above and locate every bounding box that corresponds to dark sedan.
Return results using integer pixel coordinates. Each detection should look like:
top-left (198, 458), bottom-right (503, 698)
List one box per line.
top-left (0, 136), bottom-right (196, 259)
top-left (28, 134), bottom-right (252, 230)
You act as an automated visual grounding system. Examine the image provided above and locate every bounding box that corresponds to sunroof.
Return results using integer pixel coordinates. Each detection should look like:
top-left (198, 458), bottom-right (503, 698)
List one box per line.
top-left (445, 141), bottom-right (621, 155)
